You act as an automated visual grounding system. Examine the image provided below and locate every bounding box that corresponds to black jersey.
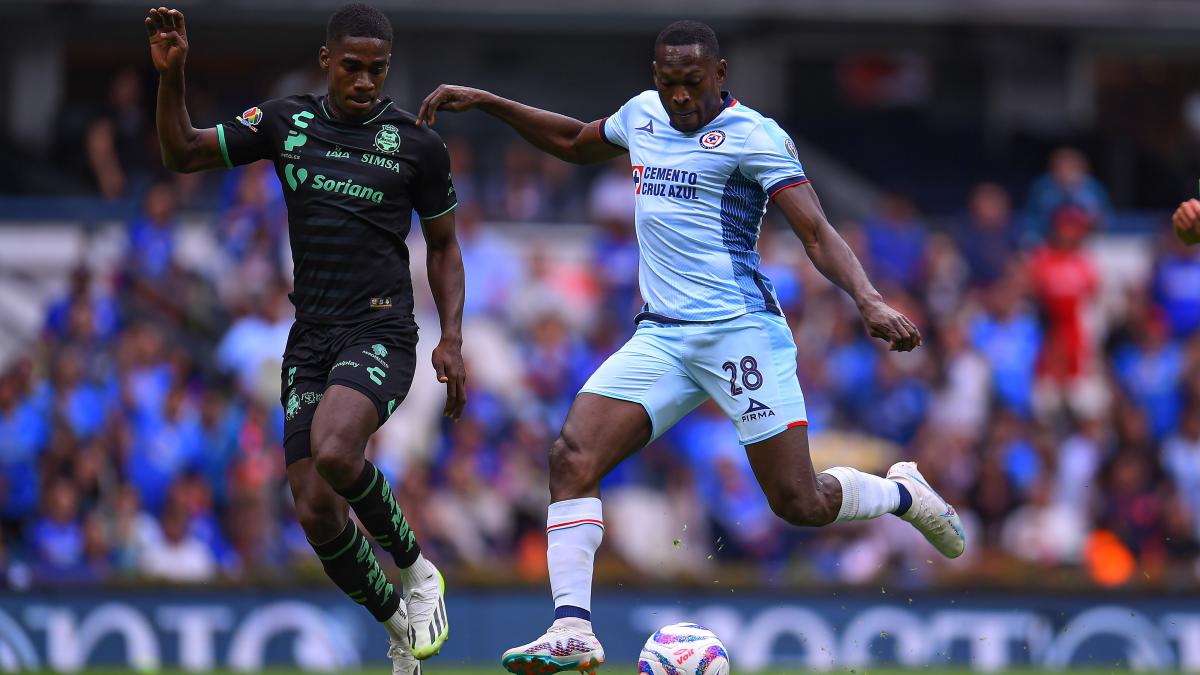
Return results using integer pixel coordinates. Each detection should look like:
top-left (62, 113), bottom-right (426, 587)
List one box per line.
top-left (217, 94), bottom-right (457, 324)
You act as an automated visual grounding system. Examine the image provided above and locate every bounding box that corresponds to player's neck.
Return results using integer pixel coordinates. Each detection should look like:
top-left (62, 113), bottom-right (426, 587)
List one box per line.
top-left (326, 94), bottom-right (382, 123)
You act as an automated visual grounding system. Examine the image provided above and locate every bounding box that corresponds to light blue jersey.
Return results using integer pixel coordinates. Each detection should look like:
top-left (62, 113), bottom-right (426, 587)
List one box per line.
top-left (600, 90), bottom-right (809, 323)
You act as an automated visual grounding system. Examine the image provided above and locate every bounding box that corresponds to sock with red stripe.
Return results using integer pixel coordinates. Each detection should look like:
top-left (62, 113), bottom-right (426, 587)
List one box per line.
top-left (546, 497), bottom-right (603, 622)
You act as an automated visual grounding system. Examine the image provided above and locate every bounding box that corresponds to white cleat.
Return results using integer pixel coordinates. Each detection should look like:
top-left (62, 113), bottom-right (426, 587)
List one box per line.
top-left (387, 638), bottom-right (422, 675)
top-left (887, 461), bottom-right (966, 558)
top-left (405, 563), bottom-right (449, 660)
top-left (384, 604), bottom-right (422, 675)
top-left (502, 618), bottom-right (606, 674)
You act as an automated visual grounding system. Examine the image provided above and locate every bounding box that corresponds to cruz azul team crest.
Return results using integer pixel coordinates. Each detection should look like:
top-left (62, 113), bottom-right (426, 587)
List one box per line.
top-left (699, 129), bottom-right (726, 149)
top-left (373, 124), bottom-right (401, 154)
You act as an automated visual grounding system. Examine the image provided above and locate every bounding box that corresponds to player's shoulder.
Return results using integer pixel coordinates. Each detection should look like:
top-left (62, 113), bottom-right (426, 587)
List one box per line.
top-left (622, 90), bottom-right (662, 113)
top-left (723, 99), bottom-right (796, 151)
top-left (261, 93), bottom-right (320, 117)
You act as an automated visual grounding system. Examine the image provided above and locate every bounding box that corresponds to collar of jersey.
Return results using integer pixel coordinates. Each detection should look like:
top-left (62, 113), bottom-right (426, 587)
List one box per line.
top-left (663, 90), bottom-right (738, 136)
top-left (319, 95), bottom-right (394, 125)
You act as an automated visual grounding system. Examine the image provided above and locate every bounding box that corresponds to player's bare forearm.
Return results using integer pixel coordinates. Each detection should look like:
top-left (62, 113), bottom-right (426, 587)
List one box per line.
top-left (155, 73), bottom-right (223, 173)
top-left (776, 184), bottom-right (921, 351)
top-left (418, 85), bottom-right (624, 165)
top-left (422, 212), bottom-right (465, 343)
top-left (147, 7), bottom-right (224, 173)
top-left (776, 185), bottom-right (879, 305)
top-left (422, 210), bottom-right (467, 418)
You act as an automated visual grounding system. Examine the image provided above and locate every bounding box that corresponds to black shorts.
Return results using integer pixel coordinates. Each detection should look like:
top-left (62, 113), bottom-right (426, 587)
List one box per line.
top-left (280, 315), bottom-right (418, 465)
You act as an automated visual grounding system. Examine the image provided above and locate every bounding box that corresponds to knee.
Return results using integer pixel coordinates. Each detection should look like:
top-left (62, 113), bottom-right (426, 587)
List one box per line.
top-left (548, 433), bottom-right (600, 500)
top-left (311, 427), bottom-right (361, 488)
top-left (293, 490), bottom-right (345, 541)
top-left (766, 486), bottom-right (834, 528)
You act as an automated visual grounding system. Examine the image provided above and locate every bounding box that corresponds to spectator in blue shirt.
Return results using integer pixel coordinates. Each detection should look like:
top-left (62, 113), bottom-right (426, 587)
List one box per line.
top-left (1024, 147), bottom-right (1114, 240)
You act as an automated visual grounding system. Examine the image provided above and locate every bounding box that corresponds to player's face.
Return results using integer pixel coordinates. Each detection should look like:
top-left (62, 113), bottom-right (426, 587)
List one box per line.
top-left (652, 44), bottom-right (727, 133)
top-left (319, 37), bottom-right (391, 119)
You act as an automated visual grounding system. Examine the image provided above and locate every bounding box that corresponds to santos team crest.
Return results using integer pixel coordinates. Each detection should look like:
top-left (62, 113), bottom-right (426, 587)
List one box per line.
top-left (373, 124), bottom-right (400, 154)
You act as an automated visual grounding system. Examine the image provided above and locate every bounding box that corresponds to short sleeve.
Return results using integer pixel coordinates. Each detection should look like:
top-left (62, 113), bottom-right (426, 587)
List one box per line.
top-left (598, 94), bottom-right (641, 150)
top-left (216, 98), bottom-right (282, 168)
top-left (413, 133), bottom-right (458, 220)
top-left (739, 119), bottom-right (808, 200)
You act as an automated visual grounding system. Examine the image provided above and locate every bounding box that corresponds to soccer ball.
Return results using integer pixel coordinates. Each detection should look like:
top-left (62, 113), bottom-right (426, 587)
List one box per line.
top-left (638, 622), bottom-right (730, 675)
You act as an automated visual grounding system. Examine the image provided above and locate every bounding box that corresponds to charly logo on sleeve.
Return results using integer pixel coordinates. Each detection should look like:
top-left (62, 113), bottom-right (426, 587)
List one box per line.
top-left (785, 137), bottom-right (798, 161)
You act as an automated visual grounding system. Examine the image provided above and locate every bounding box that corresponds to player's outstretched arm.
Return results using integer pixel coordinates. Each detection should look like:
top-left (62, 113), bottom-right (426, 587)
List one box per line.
top-left (417, 85), bottom-right (625, 165)
top-left (422, 210), bottom-right (467, 420)
top-left (1174, 198), bottom-right (1200, 245)
top-left (776, 183), bottom-right (922, 352)
top-left (146, 7), bottom-right (224, 173)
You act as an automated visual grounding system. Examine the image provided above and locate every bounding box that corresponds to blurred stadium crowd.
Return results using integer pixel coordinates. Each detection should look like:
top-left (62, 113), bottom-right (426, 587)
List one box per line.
top-left (3, 66), bottom-right (1200, 594)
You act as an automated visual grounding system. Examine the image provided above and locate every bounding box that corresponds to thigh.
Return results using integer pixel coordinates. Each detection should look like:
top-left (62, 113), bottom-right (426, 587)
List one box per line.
top-left (281, 324), bottom-right (332, 466)
top-left (326, 320), bottom-right (419, 428)
top-left (578, 324), bottom-right (708, 443)
top-left (686, 312), bottom-right (808, 445)
top-left (743, 424), bottom-right (822, 505)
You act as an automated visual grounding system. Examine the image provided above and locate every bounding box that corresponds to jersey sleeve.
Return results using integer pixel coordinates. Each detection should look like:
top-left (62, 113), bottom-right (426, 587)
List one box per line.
top-left (598, 93), bottom-right (641, 149)
top-left (413, 132), bottom-right (458, 220)
top-left (739, 119), bottom-right (809, 200)
top-left (215, 98), bottom-right (284, 168)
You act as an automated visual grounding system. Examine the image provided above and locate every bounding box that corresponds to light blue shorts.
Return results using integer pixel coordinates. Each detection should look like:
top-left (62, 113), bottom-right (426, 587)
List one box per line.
top-left (579, 311), bottom-right (808, 445)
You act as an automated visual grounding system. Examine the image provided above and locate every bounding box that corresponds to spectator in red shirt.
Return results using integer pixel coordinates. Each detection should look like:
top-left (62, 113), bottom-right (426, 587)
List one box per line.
top-left (1028, 206), bottom-right (1104, 419)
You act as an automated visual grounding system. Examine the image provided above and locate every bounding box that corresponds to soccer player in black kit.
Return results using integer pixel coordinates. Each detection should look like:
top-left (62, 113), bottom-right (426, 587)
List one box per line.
top-left (147, 5), bottom-right (456, 673)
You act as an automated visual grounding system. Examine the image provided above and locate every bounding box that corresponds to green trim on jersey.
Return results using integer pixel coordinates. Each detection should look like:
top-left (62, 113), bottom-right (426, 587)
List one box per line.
top-left (216, 124), bottom-right (233, 168)
top-left (419, 202), bottom-right (458, 221)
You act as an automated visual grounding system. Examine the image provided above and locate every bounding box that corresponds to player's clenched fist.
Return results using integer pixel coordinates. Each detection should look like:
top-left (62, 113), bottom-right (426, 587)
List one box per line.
top-left (145, 7), bottom-right (189, 75)
top-left (860, 299), bottom-right (923, 352)
top-left (417, 85), bottom-right (492, 126)
top-left (1174, 199), bottom-right (1200, 246)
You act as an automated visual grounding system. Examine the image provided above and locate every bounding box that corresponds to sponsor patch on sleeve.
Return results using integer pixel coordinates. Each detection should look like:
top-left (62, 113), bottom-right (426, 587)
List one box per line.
top-left (237, 105), bottom-right (264, 130)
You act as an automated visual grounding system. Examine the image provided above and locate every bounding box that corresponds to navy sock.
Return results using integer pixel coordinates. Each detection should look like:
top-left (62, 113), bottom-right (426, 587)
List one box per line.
top-left (893, 483), bottom-right (913, 517)
top-left (554, 605), bottom-right (591, 621)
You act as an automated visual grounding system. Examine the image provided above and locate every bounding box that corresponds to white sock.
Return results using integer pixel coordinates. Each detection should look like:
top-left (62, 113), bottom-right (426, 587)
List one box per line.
top-left (546, 498), bottom-right (604, 619)
top-left (382, 605), bottom-right (408, 642)
top-left (398, 553), bottom-right (435, 591)
top-left (820, 467), bottom-right (900, 521)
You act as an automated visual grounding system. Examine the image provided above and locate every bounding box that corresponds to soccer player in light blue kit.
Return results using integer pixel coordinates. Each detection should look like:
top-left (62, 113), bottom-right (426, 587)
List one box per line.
top-left (420, 21), bottom-right (966, 674)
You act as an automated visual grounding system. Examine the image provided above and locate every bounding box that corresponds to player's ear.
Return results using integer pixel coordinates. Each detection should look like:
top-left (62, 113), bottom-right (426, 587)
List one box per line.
top-left (651, 61), bottom-right (660, 87)
top-left (319, 45), bottom-right (330, 72)
top-left (716, 59), bottom-right (727, 86)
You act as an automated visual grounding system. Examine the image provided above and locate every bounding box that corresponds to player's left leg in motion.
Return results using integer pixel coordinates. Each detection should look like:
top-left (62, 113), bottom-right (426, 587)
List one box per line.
top-left (701, 312), bottom-right (963, 558)
top-left (745, 426), bottom-right (965, 558)
top-left (311, 383), bottom-right (448, 660)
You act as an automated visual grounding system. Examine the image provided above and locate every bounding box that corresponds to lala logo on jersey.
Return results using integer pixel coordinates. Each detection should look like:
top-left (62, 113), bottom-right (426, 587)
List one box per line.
top-left (237, 106), bottom-right (263, 130)
top-left (699, 129), bottom-right (726, 149)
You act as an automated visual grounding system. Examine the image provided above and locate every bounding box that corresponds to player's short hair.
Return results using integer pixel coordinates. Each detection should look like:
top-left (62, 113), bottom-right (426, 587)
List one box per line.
top-left (654, 20), bottom-right (720, 60)
top-left (327, 3), bottom-right (393, 45)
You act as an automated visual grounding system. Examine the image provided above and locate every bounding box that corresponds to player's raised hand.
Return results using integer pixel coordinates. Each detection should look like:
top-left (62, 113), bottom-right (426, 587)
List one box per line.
top-left (146, 7), bottom-right (189, 76)
top-left (417, 85), bottom-right (491, 126)
top-left (1173, 198), bottom-right (1200, 246)
top-left (860, 299), bottom-right (922, 352)
top-left (432, 338), bottom-right (467, 420)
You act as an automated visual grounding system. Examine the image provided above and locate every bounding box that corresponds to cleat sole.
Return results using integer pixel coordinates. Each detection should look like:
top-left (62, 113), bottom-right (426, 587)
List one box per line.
top-left (502, 653), bottom-right (605, 675)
